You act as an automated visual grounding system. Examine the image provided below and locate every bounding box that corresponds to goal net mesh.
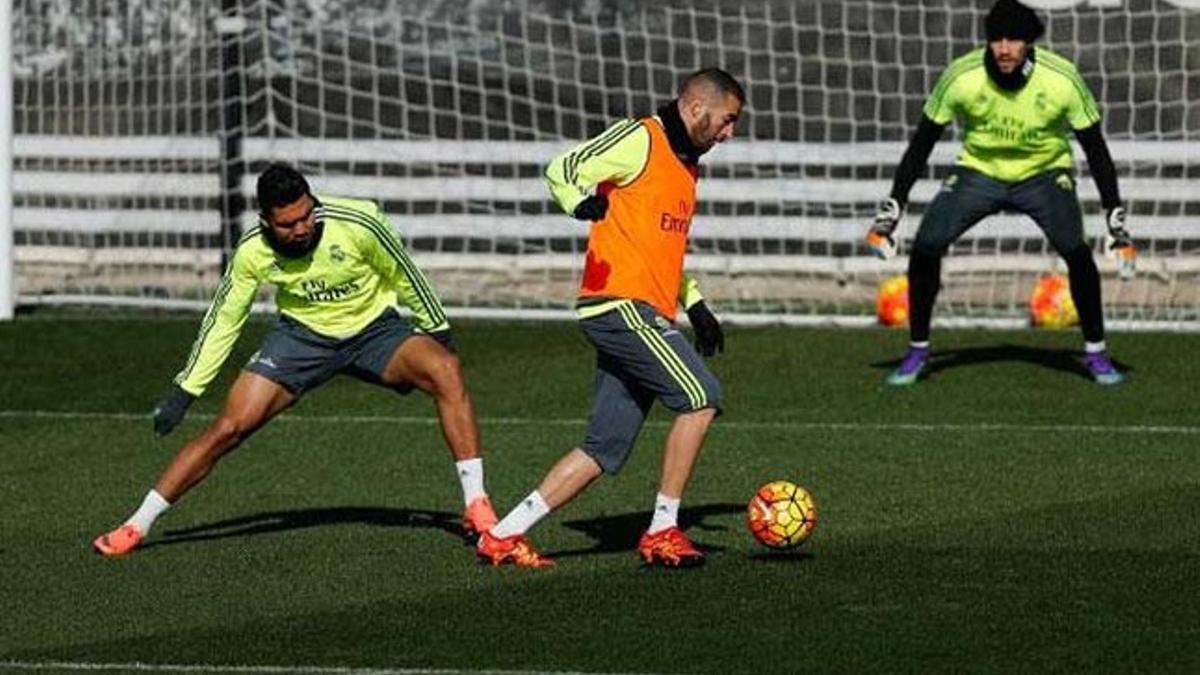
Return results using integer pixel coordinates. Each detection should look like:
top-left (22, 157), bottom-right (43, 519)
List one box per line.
top-left (11, 0), bottom-right (1200, 327)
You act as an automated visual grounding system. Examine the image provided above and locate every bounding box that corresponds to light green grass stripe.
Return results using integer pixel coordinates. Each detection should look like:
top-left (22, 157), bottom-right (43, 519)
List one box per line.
top-left (0, 660), bottom-right (660, 675)
top-left (3, 410), bottom-right (1200, 436)
top-left (615, 303), bottom-right (705, 408)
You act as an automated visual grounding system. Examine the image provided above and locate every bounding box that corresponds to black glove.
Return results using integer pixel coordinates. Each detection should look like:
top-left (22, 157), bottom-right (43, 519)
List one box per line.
top-left (686, 300), bottom-right (724, 357)
top-left (152, 385), bottom-right (195, 437)
top-left (572, 195), bottom-right (609, 222)
top-left (426, 329), bottom-right (457, 354)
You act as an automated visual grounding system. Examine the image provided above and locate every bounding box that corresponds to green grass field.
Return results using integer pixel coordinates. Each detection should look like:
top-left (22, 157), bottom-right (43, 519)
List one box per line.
top-left (2, 313), bottom-right (1198, 675)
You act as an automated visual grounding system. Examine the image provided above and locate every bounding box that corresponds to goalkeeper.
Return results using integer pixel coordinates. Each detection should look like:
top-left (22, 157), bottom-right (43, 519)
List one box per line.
top-left (866, 0), bottom-right (1132, 386)
top-left (475, 68), bottom-right (743, 568)
top-left (93, 164), bottom-right (499, 556)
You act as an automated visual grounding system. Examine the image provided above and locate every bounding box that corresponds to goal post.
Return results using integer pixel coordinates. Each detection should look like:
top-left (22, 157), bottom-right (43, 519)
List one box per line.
top-left (7, 0), bottom-right (1200, 328)
top-left (0, 0), bottom-right (13, 321)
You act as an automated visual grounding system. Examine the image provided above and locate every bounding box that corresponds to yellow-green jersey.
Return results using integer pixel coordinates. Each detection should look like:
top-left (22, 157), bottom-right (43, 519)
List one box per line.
top-left (924, 47), bottom-right (1101, 183)
top-left (174, 195), bottom-right (448, 396)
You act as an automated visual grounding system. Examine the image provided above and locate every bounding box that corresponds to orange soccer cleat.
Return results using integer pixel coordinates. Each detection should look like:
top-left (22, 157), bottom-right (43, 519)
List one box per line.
top-left (92, 523), bottom-right (144, 557)
top-left (476, 531), bottom-right (554, 568)
top-left (461, 495), bottom-right (499, 536)
top-left (637, 526), bottom-right (705, 567)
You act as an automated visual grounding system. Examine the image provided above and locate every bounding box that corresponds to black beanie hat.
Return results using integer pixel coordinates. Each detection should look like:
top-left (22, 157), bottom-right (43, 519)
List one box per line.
top-left (985, 0), bottom-right (1045, 43)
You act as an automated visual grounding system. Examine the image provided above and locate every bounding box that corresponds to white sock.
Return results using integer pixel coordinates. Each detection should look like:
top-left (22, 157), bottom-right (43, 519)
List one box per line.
top-left (1085, 340), bottom-right (1107, 354)
top-left (910, 341), bottom-right (931, 350)
top-left (455, 458), bottom-right (486, 505)
top-left (125, 489), bottom-right (171, 535)
top-left (647, 493), bottom-right (681, 534)
top-left (490, 490), bottom-right (550, 539)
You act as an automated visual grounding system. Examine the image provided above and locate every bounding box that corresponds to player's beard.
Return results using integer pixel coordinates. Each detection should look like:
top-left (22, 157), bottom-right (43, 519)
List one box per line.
top-left (691, 113), bottom-right (718, 155)
top-left (262, 218), bottom-right (325, 258)
top-left (984, 45), bottom-right (1035, 91)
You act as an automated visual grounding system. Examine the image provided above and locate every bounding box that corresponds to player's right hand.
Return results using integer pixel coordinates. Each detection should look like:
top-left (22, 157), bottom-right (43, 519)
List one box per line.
top-left (152, 385), bottom-right (195, 437)
top-left (572, 195), bottom-right (609, 222)
top-left (866, 197), bottom-right (903, 260)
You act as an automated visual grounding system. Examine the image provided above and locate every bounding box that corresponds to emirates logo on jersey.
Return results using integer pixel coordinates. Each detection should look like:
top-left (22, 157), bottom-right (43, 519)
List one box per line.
top-left (659, 200), bottom-right (693, 234)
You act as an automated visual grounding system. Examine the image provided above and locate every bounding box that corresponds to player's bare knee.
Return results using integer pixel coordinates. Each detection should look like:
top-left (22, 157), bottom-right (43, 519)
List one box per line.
top-left (427, 353), bottom-right (466, 397)
top-left (208, 415), bottom-right (253, 447)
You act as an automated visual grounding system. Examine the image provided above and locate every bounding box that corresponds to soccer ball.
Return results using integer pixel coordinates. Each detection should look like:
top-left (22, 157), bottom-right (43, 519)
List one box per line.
top-left (746, 480), bottom-right (818, 549)
top-left (1029, 273), bottom-right (1078, 329)
top-left (876, 275), bottom-right (909, 327)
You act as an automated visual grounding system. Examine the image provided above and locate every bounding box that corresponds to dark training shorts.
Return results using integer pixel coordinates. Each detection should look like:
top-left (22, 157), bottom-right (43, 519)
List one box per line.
top-left (244, 307), bottom-right (416, 397)
top-left (577, 300), bottom-right (722, 474)
top-left (912, 166), bottom-right (1087, 257)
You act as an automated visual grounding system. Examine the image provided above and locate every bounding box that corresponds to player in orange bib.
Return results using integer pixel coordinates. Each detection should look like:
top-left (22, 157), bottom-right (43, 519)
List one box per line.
top-left (477, 68), bottom-right (744, 568)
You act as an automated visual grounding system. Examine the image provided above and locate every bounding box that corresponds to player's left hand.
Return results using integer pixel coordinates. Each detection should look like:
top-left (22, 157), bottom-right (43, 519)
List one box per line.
top-left (1103, 206), bottom-right (1136, 280)
top-left (686, 300), bottom-right (724, 357)
top-left (426, 329), bottom-right (457, 354)
top-left (152, 385), bottom-right (195, 437)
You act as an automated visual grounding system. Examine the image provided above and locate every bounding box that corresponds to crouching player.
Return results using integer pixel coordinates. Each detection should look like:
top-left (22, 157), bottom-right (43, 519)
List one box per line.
top-left (93, 164), bottom-right (498, 556)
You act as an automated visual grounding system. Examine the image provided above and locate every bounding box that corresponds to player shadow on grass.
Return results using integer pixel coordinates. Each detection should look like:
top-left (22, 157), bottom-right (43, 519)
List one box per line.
top-left (872, 343), bottom-right (1133, 383)
top-left (548, 502), bottom-right (744, 560)
top-left (141, 506), bottom-right (466, 551)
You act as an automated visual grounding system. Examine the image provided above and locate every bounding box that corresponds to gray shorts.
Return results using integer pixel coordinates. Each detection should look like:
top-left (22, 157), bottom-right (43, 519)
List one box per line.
top-left (244, 308), bottom-right (415, 397)
top-left (578, 300), bottom-right (723, 474)
top-left (913, 166), bottom-right (1086, 257)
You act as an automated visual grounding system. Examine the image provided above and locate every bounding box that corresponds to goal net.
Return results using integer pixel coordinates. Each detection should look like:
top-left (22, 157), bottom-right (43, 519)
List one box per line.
top-left (9, 0), bottom-right (1200, 328)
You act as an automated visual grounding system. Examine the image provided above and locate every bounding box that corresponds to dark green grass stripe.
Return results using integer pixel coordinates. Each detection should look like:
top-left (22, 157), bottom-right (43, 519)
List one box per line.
top-left (616, 302), bottom-right (705, 408)
top-left (322, 205), bottom-right (446, 326)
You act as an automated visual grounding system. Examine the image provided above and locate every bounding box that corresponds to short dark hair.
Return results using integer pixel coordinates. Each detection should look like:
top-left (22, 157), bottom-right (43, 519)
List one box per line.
top-left (256, 163), bottom-right (312, 213)
top-left (681, 67), bottom-right (745, 105)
